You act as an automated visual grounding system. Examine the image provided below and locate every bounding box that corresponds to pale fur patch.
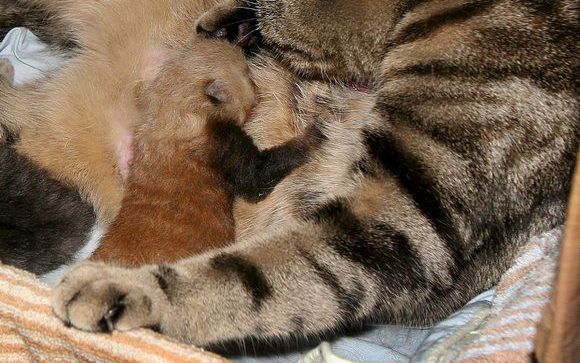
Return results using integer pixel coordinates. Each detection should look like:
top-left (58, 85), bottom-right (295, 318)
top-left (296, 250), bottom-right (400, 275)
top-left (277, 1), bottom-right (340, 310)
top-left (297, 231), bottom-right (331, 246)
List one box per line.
top-left (40, 225), bottom-right (105, 286)
top-left (116, 128), bottom-right (134, 182)
top-left (141, 47), bottom-right (168, 81)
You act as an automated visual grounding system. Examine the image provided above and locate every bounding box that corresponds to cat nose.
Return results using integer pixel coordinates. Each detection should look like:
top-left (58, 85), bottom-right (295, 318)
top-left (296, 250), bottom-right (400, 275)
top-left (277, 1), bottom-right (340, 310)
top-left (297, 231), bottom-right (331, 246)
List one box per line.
top-left (196, 7), bottom-right (260, 50)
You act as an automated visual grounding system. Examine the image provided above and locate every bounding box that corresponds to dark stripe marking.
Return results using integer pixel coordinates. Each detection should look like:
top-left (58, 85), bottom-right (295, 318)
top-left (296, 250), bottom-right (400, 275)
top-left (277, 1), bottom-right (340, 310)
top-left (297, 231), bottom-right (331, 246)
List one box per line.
top-left (211, 253), bottom-right (273, 311)
top-left (375, 102), bottom-right (484, 156)
top-left (298, 247), bottom-right (362, 316)
top-left (151, 265), bottom-right (179, 302)
top-left (362, 130), bottom-right (465, 267)
top-left (309, 199), bottom-right (430, 292)
top-left (391, 60), bottom-right (569, 93)
top-left (392, 0), bottom-right (494, 46)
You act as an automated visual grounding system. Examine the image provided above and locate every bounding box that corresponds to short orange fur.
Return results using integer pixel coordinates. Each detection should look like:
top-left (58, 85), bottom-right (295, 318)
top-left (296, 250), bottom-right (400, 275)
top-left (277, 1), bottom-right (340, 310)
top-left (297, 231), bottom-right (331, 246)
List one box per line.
top-left (91, 40), bottom-right (255, 266)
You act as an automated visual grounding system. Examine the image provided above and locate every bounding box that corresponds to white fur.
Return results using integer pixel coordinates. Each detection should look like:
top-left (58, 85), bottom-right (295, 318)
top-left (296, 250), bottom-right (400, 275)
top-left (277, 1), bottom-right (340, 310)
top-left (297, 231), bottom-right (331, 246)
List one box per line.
top-left (40, 224), bottom-right (105, 286)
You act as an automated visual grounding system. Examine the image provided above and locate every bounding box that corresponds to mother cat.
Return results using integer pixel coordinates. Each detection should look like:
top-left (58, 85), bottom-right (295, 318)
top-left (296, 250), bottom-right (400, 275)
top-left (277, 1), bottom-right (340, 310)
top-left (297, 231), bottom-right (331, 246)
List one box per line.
top-left (2, 0), bottom-right (578, 352)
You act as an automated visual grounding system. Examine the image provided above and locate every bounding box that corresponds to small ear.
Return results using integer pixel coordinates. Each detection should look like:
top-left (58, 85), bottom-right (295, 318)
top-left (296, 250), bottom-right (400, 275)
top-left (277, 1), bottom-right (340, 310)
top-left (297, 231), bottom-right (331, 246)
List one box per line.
top-left (205, 79), bottom-right (232, 104)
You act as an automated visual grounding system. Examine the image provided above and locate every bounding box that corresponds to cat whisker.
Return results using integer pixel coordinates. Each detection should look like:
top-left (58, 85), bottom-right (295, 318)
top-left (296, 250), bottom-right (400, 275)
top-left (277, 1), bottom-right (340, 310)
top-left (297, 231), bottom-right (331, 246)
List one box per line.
top-left (232, 6), bottom-right (257, 11)
top-left (234, 28), bottom-right (259, 47)
top-left (217, 17), bottom-right (257, 29)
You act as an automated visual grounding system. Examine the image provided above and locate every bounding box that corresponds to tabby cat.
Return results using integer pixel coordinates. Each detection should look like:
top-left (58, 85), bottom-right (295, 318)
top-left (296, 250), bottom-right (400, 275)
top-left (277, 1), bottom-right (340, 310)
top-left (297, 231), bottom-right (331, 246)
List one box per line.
top-left (1, 0), bottom-right (578, 354)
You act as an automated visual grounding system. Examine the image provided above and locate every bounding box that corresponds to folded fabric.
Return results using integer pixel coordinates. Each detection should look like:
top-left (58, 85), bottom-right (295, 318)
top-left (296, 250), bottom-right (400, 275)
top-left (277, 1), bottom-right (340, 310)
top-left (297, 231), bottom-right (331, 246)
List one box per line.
top-left (423, 228), bottom-right (562, 363)
top-left (0, 263), bottom-right (229, 363)
top-left (0, 27), bottom-right (65, 84)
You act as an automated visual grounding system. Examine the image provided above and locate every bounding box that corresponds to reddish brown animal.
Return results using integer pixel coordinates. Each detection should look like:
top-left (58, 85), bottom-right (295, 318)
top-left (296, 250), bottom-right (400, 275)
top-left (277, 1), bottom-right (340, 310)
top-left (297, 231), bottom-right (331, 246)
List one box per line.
top-left (91, 40), bottom-right (320, 267)
top-left (91, 40), bottom-right (254, 266)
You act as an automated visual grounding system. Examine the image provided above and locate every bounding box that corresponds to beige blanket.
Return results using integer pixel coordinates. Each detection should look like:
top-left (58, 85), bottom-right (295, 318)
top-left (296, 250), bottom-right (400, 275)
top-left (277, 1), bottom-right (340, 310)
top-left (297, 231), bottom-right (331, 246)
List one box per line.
top-left (0, 264), bottom-right (229, 363)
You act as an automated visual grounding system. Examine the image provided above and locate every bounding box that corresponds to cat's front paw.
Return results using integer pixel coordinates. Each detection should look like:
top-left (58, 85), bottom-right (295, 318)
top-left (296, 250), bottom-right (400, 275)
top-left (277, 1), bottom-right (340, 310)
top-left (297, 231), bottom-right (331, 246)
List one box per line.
top-left (52, 262), bottom-right (164, 333)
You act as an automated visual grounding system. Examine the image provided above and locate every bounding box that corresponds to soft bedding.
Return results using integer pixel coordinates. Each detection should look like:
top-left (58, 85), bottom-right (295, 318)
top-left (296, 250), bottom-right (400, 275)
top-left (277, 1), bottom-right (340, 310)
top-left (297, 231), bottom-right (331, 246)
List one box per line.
top-left (0, 27), bottom-right (64, 85)
top-left (0, 263), bottom-right (229, 363)
top-left (0, 28), bottom-right (570, 363)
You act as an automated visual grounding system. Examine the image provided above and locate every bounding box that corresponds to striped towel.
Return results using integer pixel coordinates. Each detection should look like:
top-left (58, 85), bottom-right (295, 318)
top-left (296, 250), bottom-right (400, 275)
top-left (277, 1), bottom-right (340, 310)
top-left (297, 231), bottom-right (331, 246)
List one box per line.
top-left (452, 228), bottom-right (563, 363)
top-left (0, 264), bottom-right (229, 363)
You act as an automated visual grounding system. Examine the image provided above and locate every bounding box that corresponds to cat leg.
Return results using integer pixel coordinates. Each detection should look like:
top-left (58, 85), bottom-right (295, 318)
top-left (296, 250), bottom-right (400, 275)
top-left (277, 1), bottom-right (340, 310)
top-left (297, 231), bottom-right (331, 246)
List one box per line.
top-left (52, 225), bottom-right (367, 347)
top-left (206, 119), bottom-right (326, 201)
top-left (52, 201), bottom-right (458, 351)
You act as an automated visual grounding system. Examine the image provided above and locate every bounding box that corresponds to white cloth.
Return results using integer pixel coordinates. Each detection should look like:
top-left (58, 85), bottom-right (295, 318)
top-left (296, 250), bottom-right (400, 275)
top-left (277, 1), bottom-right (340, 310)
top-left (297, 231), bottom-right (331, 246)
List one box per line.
top-left (0, 27), bottom-right (65, 85)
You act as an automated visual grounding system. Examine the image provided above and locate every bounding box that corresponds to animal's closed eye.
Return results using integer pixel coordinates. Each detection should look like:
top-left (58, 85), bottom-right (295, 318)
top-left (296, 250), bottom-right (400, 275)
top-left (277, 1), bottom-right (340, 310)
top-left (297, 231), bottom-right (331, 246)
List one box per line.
top-left (205, 79), bottom-right (232, 105)
top-left (196, 6), bottom-right (259, 50)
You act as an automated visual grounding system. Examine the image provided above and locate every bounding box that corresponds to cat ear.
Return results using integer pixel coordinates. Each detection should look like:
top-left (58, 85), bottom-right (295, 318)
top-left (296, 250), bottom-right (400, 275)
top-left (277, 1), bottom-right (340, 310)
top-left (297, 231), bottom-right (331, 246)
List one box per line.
top-left (205, 79), bottom-right (232, 104)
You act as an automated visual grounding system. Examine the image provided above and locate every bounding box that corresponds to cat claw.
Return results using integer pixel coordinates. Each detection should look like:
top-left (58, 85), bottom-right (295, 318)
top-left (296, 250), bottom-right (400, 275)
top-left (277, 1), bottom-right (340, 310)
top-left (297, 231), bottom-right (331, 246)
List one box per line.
top-left (99, 298), bottom-right (126, 333)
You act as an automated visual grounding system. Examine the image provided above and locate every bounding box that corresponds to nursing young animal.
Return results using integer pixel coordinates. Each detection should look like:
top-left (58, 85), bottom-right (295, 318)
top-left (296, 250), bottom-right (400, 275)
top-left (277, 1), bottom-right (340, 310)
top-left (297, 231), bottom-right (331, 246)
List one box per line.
top-left (0, 0), bottom-right (319, 280)
top-left (2, 0), bottom-right (578, 354)
top-left (0, 1), bottom-right (222, 279)
top-left (92, 40), bottom-right (323, 267)
top-left (0, 0), bottom-right (280, 279)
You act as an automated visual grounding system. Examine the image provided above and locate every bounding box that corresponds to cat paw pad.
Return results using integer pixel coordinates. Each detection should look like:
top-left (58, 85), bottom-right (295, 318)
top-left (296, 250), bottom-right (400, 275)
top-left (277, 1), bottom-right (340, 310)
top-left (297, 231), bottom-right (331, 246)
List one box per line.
top-left (52, 263), bottom-right (160, 332)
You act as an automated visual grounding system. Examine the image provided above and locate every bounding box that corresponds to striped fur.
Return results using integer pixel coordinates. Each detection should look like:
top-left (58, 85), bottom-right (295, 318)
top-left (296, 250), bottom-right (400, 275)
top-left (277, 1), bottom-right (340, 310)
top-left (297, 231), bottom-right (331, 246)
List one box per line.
top-left (1, 0), bottom-right (578, 355)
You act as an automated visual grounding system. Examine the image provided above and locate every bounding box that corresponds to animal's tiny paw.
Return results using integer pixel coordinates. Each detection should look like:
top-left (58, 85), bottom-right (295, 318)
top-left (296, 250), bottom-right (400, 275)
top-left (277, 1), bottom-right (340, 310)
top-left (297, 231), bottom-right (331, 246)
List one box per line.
top-left (52, 262), bottom-right (163, 333)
